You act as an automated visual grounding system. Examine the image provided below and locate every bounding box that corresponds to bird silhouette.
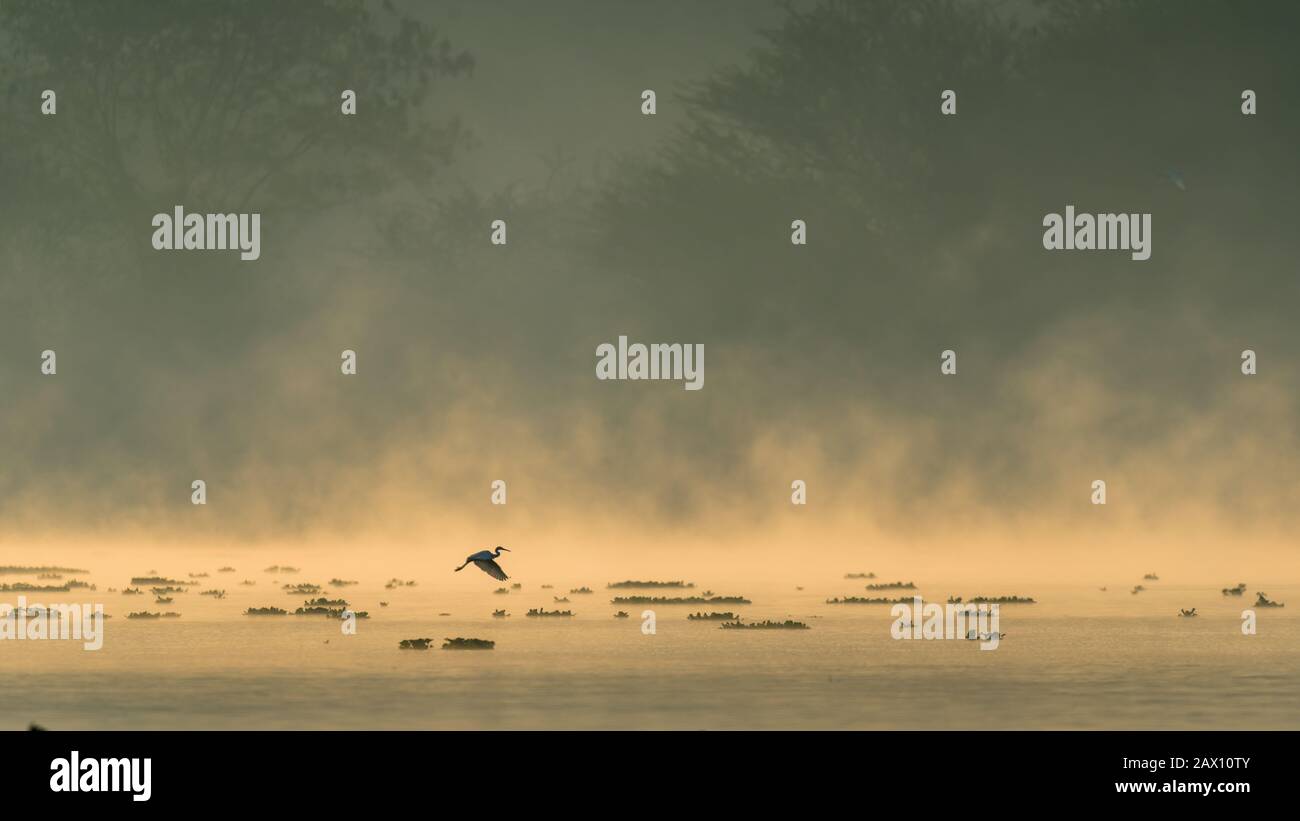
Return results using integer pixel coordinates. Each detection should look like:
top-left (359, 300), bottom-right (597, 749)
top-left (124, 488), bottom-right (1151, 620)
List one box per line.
top-left (455, 546), bottom-right (510, 581)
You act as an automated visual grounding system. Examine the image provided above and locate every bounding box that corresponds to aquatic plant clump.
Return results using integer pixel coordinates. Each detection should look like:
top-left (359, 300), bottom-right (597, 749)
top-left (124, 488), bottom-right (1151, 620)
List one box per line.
top-left (610, 595), bottom-right (750, 605)
top-left (687, 611), bottom-right (739, 621)
top-left (442, 637), bottom-right (494, 650)
top-left (606, 580), bottom-right (695, 589)
top-left (0, 583), bottom-right (79, 593)
top-left (526, 608), bottom-right (573, 617)
top-left (719, 619), bottom-right (809, 630)
top-left (399, 638), bottom-right (433, 650)
top-left (130, 577), bottom-right (193, 587)
top-left (0, 566), bottom-right (89, 575)
top-left (244, 607), bottom-right (289, 616)
top-left (825, 596), bottom-right (912, 605)
top-left (294, 606), bottom-right (368, 618)
top-left (865, 581), bottom-right (916, 590)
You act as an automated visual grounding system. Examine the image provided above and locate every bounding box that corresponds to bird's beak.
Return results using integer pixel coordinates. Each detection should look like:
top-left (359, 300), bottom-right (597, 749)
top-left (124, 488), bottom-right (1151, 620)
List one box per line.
top-left (498, 546), bottom-right (510, 552)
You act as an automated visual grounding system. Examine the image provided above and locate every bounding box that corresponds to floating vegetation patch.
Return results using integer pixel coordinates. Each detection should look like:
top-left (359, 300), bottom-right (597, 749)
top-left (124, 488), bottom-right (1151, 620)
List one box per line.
top-left (442, 637), bottom-right (494, 650)
top-left (607, 580), bottom-right (695, 589)
top-left (569, 587), bottom-right (593, 594)
top-left (188, 572), bottom-right (209, 578)
top-left (492, 609), bottom-right (509, 618)
top-left (302, 597), bottom-right (348, 608)
top-left (399, 638), bottom-right (433, 650)
top-left (1256, 593), bottom-right (1285, 608)
top-left (36, 573), bottom-right (63, 580)
top-left (218, 567), bottom-right (236, 573)
top-left (844, 572), bottom-right (876, 579)
top-left (493, 587), bottom-right (509, 595)
top-left (526, 608), bottom-right (573, 617)
top-left (4, 606), bottom-right (107, 620)
top-left (611, 595), bottom-right (750, 605)
top-left (151, 586), bottom-right (187, 596)
top-left (329, 579), bottom-right (358, 586)
top-left (264, 566), bottom-right (299, 574)
top-left (240, 580), bottom-right (256, 586)
top-left (614, 611), bottom-right (630, 618)
top-left (294, 606), bottom-right (368, 618)
top-left (385, 578), bottom-right (417, 589)
top-left (0, 583), bottom-right (76, 593)
top-left (826, 596), bottom-right (912, 605)
top-left (968, 595), bottom-right (1036, 604)
top-left (154, 597), bottom-right (174, 604)
top-left (1222, 583), bottom-right (1247, 596)
top-left (131, 577), bottom-right (192, 587)
top-left (720, 619), bottom-right (809, 630)
top-left (688, 611), bottom-right (739, 621)
top-left (127, 612), bottom-right (181, 619)
top-left (865, 581), bottom-right (915, 590)
top-left (199, 589), bottom-right (226, 598)
top-left (121, 588), bottom-right (143, 595)
top-left (244, 607), bottom-right (288, 616)
top-left (0, 566), bottom-right (89, 575)
top-left (282, 584), bottom-right (322, 595)
top-left (553, 596), bottom-right (570, 603)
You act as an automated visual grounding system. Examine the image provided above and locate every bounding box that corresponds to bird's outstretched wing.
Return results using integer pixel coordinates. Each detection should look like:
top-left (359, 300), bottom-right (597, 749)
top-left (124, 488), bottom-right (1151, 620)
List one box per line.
top-left (474, 559), bottom-right (509, 581)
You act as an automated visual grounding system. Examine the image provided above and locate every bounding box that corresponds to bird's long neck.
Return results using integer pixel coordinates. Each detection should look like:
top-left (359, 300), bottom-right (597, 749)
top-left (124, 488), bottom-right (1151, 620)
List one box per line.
top-left (493, 547), bottom-right (504, 556)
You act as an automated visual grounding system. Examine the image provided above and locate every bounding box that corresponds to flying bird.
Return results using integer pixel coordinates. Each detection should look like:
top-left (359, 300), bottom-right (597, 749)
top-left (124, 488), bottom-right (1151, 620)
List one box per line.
top-left (455, 546), bottom-right (510, 581)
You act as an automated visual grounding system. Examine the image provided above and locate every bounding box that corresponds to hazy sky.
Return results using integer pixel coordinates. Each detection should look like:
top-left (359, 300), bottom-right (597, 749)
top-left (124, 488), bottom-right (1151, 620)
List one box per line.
top-left (422, 0), bottom-right (792, 189)
top-left (1, 1), bottom-right (1298, 578)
